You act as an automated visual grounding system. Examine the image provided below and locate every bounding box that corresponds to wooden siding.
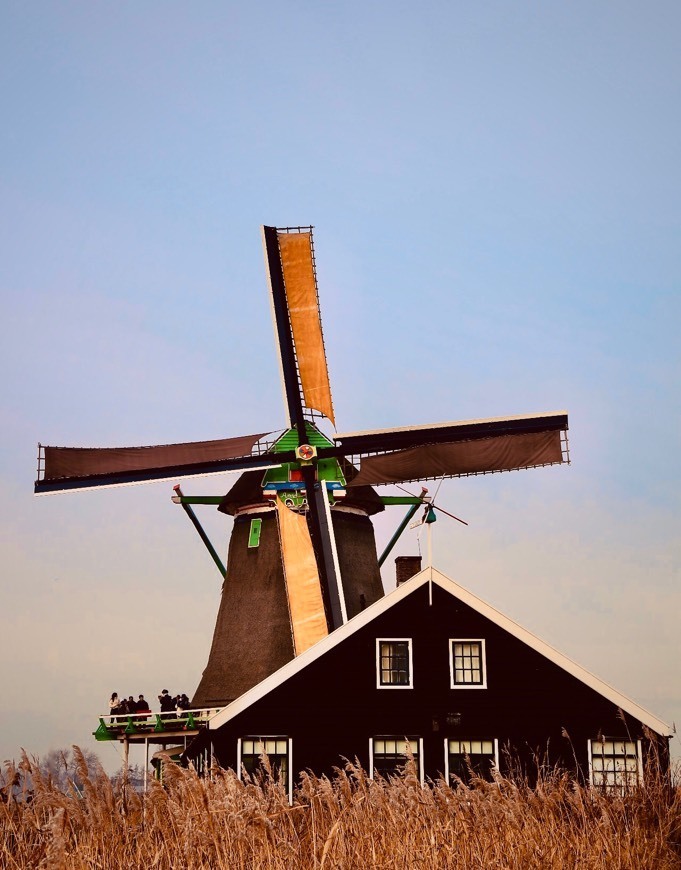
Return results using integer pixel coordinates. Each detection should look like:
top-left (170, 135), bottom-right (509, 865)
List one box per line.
top-left (197, 581), bottom-right (669, 783)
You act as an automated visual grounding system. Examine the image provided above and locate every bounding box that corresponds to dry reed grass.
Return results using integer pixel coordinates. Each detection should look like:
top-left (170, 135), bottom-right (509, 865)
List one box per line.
top-left (1, 747), bottom-right (679, 869)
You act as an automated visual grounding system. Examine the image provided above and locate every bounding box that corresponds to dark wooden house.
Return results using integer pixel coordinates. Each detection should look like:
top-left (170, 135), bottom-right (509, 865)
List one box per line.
top-left (185, 567), bottom-right (671, 797)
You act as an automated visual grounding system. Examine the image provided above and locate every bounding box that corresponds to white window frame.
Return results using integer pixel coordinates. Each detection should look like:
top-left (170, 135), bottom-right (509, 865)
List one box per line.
top-left (237, 736), bottom-right (293, 804)
top-left (449, 638), bottom-right (487, 689)
top-left (369, 736), bottom-right (424, 785)
top-left (588, 738), bottom-right (643, 795)
top-left (376, 638), bottom-right (414, 689)
top-left (443, 737), bottom-right (499, 782)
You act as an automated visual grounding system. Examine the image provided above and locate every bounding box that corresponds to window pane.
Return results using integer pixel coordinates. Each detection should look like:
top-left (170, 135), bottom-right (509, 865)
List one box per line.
top-left (379, 641), bottom-right (411, 686)
top-left (447, 737), bottom-right (496, 785)
top-left (452, 641), bottom-right (483, 685)
top-left (590, 739), bottom-right (640, 794)
top-left (372, 737), bottom-right (419, 778)
top-left (240, 736), bottom-right (290, 790)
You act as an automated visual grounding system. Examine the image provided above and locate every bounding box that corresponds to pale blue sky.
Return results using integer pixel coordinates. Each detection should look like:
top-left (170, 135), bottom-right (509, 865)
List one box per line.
top-left (1, 1), bottom-right (679, 771)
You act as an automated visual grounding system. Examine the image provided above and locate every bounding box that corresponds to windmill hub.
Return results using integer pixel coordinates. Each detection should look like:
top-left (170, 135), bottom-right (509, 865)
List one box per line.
top-left (260, 424), bottom-right (347, 512)
top-left (295, 444), bottom-right (317, 462)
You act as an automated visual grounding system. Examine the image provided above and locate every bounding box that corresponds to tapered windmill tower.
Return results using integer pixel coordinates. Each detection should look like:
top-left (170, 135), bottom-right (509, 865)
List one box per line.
top-left (35, 226), bottom-right (569, 709)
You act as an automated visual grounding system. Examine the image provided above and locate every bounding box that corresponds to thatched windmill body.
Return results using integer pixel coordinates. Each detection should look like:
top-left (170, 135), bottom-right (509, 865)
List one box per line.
top-left (35, 226), bottom-right (569, 708)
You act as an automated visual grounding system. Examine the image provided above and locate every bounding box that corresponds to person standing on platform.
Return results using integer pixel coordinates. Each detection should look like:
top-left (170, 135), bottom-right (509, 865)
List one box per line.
top-left (159, 689), bottom-right (176, 719)
top-left (136, 694), bottom-right (151, 715)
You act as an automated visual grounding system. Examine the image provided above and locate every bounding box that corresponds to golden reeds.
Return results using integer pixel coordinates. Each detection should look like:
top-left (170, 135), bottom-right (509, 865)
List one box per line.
top-left (1, 748), bottom-right (679, 869)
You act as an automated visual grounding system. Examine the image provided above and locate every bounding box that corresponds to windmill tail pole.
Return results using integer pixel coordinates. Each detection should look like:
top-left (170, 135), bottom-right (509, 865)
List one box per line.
top-left (172, 485), bottom-right (226, 577)
top-left (378, 487), bottom-right (428, 568)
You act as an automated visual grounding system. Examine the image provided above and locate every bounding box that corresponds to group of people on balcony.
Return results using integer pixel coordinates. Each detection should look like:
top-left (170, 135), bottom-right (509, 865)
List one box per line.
top-left (158, 689), bottom-right (191, 715)
top-left (109, 693), bottom-right (151, 717)
top-left (108, 690), bottom-right (191, 719)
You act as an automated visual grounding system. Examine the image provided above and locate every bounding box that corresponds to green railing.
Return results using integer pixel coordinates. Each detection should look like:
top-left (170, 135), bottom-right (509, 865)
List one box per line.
top-left (94, 707), bottom-right (222, 741)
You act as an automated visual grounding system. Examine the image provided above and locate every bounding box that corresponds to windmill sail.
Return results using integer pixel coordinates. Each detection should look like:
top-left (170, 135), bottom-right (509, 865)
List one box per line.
top-left (347, 430), bottom-right (563, 487)
top-left (331, 412), bottom-right (568, 487)
top-left (271, 228), bottom-right (335, 426)
top-left (261, 225), bottom-right (342, 637)
top-left (276, 497), bottom-right (329, 654)
top-left (35, 432), bottom-right (281, 493)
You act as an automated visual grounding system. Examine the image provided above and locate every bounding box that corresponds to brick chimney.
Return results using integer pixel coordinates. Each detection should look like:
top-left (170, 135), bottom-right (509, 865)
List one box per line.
top-left (395, 555), bottom-right (422, 586)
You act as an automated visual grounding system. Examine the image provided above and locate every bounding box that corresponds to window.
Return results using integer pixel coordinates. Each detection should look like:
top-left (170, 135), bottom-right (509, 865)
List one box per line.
top-left (445, 739), bottom-right (498, 784)
top-left (589, 739), bottom-right (642, 794)
top-left (450, 639), bottom-right (486, 688)
top-left (370, 737), bottom-right (423, 783)
top-left (238, 736), bottom-right (292, 800)
top-left (376, 639), bottom-right (413, 688)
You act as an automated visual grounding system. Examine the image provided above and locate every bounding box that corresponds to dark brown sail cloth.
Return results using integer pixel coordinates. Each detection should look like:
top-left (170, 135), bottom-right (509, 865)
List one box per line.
top-left (277, 231), bottom-right (335, 425)
top-left (42, 433), bottom-right (267, 481)
top-left (348, 430), bottom-right (563, 487)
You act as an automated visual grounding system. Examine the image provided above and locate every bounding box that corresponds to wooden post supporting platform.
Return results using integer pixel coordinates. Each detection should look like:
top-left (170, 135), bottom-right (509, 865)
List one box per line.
top-left (123, 736), bottom-right (129, 783)
top-left (144, 738), bottom-right (149, 793)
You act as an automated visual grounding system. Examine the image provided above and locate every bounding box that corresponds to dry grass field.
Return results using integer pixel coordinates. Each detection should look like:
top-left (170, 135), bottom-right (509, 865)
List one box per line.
top-left (2, 747), bottom-right (680, 869)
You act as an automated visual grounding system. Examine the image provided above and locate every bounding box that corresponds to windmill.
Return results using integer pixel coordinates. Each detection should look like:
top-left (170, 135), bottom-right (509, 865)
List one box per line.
top-left (35, 226), bottom-right (569, 708)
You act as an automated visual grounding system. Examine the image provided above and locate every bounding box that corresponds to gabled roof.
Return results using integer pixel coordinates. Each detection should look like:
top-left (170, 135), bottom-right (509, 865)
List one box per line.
top-left (208, 566), bottom-right (672, 736)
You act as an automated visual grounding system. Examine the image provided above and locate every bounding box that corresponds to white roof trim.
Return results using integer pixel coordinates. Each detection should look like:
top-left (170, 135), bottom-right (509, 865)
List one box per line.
top-left (209, 565), bottom-right (672, 736)
top-left (335, 410), bottom-right (568, 441)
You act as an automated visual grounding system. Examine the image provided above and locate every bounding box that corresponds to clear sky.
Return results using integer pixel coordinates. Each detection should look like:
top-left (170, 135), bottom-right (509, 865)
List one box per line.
top-left (1, 2), bottom-right (679, 773)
